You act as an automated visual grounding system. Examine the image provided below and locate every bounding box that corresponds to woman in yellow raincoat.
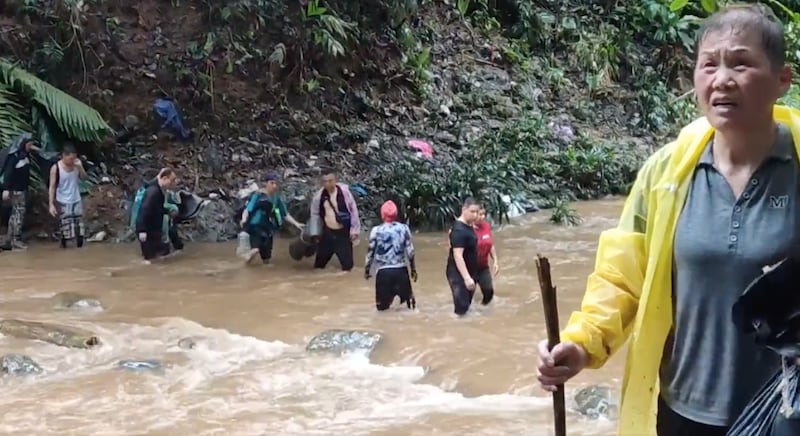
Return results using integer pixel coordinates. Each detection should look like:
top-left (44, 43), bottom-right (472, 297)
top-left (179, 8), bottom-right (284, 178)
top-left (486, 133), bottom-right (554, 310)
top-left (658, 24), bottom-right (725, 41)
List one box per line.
top-left (537, 5), bottom-right (799, 435)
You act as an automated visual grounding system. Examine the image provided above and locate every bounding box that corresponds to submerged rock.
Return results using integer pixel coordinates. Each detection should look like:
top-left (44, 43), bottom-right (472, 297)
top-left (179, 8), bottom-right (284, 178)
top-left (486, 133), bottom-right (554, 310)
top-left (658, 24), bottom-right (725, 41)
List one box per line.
top-left (177, 337), bottom-right (198, 350)
top-left (51, 292), bottom-right (103, 311)
top-left (117, 359), bottom-right (162, 372)
top-left (1, 354), bottom-right (42, 375)
top-left (574, 385), bottom-right (618, 420)
top-left (306, 329), bottom-right (383, 356)
top-left (0, 319), bottom-right (100, 349)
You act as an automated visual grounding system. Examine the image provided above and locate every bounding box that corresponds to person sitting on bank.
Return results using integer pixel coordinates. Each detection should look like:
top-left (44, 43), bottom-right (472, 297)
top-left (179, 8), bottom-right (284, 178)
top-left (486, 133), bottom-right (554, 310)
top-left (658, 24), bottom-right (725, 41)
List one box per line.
top-left (48, 145), bottom-right (86, 248)
top-left (240, 172), bottom-right (305, 265)
top-left (309, 171), bottom-right (361, 271)
top-left (135, 167), bottom-right (178, 263)
top-left (365, 200), bottom-right (417, 311)
top-left (0, 133), bottom-right (40, 250)
top-left (446, 197), bottom-right (480, 316)
top-left (537, 5), bottom-right (800, 435)
top-left (473, 207), bottom-right (498, 306)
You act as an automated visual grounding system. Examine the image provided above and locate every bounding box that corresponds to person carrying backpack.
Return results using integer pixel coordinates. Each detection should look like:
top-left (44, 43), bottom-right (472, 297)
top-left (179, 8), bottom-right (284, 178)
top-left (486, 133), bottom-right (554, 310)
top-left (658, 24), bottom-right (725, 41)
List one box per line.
top-left (239, 172), bottom-right (304, 264)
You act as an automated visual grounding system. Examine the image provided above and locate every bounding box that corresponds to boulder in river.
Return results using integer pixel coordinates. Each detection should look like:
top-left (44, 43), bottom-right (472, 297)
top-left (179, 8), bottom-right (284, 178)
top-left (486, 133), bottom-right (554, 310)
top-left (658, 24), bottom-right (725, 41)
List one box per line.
top-left (51, 292), bottom-right (103, 311)
top-left (573, 385), bottom-right (618, 420)
top-left (117, 359), bottom-right (162, 372)
top-left (1, 354), bottom-right (42, 375)
top-left (177, 337), bottom-right (198, 350)
top-left (0, 319), bottom-right (100, 349)
top-left (306, 329), bottom-right (383, 356)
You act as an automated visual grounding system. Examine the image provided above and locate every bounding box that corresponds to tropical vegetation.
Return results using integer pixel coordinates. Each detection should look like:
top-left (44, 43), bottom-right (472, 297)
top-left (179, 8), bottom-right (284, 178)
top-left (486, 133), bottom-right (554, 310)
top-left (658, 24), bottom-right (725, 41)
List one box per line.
top-left (1, 0), bottom-right (799, 229)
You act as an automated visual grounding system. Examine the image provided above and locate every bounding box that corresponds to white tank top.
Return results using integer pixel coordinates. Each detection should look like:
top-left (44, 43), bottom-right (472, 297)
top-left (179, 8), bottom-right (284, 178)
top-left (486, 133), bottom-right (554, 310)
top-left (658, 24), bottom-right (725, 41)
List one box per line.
top-left (56, 162), bottom-right (81, 204)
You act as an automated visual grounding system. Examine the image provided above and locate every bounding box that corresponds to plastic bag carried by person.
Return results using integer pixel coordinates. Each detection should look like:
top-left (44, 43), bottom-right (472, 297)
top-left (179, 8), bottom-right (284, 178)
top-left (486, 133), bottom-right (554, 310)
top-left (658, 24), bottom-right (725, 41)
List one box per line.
top-left (727, 360), bottom-right (800, 436)
top-left (728, 256), bottom-right (800, 436)
top-left (236, 231), bottom-right (251, 258)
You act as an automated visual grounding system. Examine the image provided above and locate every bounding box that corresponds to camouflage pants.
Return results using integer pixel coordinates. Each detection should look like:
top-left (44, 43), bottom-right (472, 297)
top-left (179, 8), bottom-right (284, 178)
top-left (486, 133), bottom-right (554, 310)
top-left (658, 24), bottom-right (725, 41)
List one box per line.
top-left (1, 191), bottom-right (26, 244)
top-left (57, 201), bottom-right (84, 240)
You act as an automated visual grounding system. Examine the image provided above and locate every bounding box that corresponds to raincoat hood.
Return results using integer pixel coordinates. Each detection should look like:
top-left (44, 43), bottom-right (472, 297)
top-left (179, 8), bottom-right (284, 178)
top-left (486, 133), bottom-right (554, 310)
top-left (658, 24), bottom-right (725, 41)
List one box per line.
top-left (0, 133), bottom-right (35, 180)
top-left (560, 105), bottom-right (800, 435)
top-left (6, 133), bottom-right (33, 155)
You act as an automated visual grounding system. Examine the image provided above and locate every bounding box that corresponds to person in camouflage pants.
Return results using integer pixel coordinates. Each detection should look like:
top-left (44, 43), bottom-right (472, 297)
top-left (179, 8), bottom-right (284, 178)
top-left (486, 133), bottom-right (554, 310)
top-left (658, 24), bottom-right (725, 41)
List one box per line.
top-left (0, 133), bottom-right (40, 250)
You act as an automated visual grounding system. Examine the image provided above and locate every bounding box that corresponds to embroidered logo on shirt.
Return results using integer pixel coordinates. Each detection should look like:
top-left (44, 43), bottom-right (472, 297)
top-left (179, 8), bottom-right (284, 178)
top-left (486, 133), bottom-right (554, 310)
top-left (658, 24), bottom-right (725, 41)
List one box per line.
top-left (769, 195), bottom-right (789, 209)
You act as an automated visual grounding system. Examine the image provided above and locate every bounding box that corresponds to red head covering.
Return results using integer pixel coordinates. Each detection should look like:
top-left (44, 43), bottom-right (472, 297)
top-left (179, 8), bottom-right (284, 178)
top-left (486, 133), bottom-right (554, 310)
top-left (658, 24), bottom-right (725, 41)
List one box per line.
top-left (380, 200), bottom-right (398, 223)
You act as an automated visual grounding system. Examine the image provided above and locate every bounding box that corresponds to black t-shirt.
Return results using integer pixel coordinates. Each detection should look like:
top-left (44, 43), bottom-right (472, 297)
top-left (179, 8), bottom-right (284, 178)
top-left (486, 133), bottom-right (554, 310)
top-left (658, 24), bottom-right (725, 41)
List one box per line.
top-left (447, 220), bottom-right (479, 277)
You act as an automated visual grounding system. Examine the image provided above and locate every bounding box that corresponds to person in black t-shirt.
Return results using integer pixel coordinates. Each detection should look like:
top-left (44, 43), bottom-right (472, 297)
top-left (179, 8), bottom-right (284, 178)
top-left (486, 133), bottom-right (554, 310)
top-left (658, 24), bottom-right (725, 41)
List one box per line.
top-left (446, 197), bottom-right (481, 315)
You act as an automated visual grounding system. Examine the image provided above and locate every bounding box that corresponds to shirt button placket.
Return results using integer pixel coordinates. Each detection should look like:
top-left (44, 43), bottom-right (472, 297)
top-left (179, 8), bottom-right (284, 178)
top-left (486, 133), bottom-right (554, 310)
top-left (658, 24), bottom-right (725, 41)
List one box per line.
top-left (729, 204), bottom-right (744, 253)
top-left (729, 178), bottom-right (756, 252)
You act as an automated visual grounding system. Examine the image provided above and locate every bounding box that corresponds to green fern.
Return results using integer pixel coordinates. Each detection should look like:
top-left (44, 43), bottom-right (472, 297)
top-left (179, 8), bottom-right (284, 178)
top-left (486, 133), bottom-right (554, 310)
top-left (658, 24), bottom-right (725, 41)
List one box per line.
top-left (0, 60), bottom-right (113, 143)
top-left (0, 84), bottom-right (31, 146)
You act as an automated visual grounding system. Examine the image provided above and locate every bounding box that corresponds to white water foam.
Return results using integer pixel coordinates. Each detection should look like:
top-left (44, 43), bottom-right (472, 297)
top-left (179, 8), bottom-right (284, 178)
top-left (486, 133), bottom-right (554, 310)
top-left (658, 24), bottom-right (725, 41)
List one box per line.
top-left (0, 317), bottom-right (551, 434)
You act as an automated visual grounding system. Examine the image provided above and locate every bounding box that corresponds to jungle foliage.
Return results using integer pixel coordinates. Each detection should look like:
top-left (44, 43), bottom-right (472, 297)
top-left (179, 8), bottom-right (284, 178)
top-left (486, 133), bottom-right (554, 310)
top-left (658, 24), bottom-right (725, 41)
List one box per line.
top-left (3, 0), bottom-right (800, 229)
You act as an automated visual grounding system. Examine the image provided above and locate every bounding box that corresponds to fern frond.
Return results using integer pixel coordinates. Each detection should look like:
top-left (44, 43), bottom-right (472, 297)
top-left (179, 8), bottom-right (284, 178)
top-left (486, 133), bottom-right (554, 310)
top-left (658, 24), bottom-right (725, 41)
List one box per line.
top-left (0, 84), bottom-right (31, 147)
top-left (320, 15), bottom-right (354, 40)
top-left (0, 60), bottom-right (113, 143)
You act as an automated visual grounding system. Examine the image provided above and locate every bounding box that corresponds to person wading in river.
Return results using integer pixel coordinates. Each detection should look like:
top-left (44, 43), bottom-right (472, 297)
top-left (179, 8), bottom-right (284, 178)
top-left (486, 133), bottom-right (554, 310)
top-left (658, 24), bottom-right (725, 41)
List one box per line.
top-left (364, 200), bottom-right (417, 311)
top-left (309, 171), bottom-right (361, 271)
top-left (446, 197), bottom-right (480, 316)
top-left (537, 5), bottom-right (800, 435)
top-left (0, 133), bottom-right (40, 250)
top-left (239, 172), bottom-right (304, 265)
top-left (473, 207), bottom-right (498, 305)
top-left (48, 145), bottom-right (86, 248)
top-left (136, 168), bottom-right (178, 263)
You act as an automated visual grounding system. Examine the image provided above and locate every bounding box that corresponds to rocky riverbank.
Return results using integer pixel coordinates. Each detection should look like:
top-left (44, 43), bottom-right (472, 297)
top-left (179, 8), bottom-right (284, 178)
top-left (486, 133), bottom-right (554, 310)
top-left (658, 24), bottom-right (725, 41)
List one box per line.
top-left (2, 0), bottom-right (712, 242)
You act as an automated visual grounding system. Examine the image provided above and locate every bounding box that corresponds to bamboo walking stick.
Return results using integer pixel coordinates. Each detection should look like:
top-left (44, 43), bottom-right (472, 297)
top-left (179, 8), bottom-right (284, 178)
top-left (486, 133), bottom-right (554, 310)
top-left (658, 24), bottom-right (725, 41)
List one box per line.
top-left (536, 254), bottom-right (566, 436)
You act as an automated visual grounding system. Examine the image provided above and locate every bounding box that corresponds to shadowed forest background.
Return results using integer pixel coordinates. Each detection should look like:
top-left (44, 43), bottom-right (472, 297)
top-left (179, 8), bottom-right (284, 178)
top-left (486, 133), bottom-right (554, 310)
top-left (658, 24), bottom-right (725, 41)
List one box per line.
top-left (1, 0), bottom-right (800, 241)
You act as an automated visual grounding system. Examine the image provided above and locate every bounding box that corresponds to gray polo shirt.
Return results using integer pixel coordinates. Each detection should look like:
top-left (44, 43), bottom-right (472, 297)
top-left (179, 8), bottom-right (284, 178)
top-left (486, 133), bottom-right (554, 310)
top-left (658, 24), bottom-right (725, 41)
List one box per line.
top-left (660, 124), bottom-right (799, 426)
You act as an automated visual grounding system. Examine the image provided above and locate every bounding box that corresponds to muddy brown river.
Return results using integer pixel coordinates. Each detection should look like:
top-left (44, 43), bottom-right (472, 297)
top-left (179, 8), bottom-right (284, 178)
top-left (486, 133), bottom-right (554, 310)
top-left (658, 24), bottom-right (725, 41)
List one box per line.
top-left (0, 199), bottom-right (626, 435)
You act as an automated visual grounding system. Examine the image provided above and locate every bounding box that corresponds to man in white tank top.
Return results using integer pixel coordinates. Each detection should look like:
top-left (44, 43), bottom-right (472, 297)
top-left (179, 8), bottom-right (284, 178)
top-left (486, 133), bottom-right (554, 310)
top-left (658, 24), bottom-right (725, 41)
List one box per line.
top-left (48, 145), bottom-right (86, 248)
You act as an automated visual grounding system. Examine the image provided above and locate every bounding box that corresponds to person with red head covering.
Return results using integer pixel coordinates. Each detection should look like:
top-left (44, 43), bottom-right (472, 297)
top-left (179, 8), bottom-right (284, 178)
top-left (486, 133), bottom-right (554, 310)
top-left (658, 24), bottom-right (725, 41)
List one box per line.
top-left (364, 200), bottom-right (417, 310)
top-left (473, 206), bottom-right (498, 305)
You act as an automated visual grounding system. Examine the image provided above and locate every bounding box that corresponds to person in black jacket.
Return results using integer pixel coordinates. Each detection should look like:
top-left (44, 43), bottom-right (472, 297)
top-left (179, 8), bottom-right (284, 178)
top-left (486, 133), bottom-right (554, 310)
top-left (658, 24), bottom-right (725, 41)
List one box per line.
top-left (0, 133), bottom-right (40, 250)
top-left (135, 167), bottom-right (178, 262)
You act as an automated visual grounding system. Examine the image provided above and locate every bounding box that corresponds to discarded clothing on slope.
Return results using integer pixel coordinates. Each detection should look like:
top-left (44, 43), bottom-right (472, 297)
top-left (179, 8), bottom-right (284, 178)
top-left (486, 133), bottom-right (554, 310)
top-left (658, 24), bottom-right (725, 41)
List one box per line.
top-left (153, 98), bottom-right (192, 141)
top-left (728, 256), bottom-right (800, 436)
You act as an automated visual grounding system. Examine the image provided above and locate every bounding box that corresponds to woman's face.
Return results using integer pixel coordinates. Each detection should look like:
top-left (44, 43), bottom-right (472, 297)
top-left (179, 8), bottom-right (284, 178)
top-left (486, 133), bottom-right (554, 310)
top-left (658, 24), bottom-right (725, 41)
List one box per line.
top-left (478, 209), bottom-right (486, 223)
top-left (693, 28), bottom-right (791, 132)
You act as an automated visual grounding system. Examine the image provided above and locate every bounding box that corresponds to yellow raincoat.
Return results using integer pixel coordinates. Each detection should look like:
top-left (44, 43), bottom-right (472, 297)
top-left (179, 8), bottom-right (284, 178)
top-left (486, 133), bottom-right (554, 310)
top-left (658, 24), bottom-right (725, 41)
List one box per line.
top-left (560, 104), bottom-right (800, 435)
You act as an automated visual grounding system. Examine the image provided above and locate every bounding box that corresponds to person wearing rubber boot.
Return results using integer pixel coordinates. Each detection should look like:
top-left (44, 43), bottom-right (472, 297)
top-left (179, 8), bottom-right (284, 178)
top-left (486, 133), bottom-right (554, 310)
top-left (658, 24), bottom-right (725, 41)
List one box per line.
top-left (135, 168), bottom-right (178, 263)
top-left (0, 133), bottom-right (40, 251)
top-left (309, 171), bottom-right (361, 271)
top-left (446, 197), bottom-right (480, 316)
top-left (239, 172), bottom-right (304, 265)
top-left (364, 200), bottom-right (417, 311)
top-left (537, 5), bottom-right (800, 435)
top-left (48, 145), bottom-right (86, 249)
